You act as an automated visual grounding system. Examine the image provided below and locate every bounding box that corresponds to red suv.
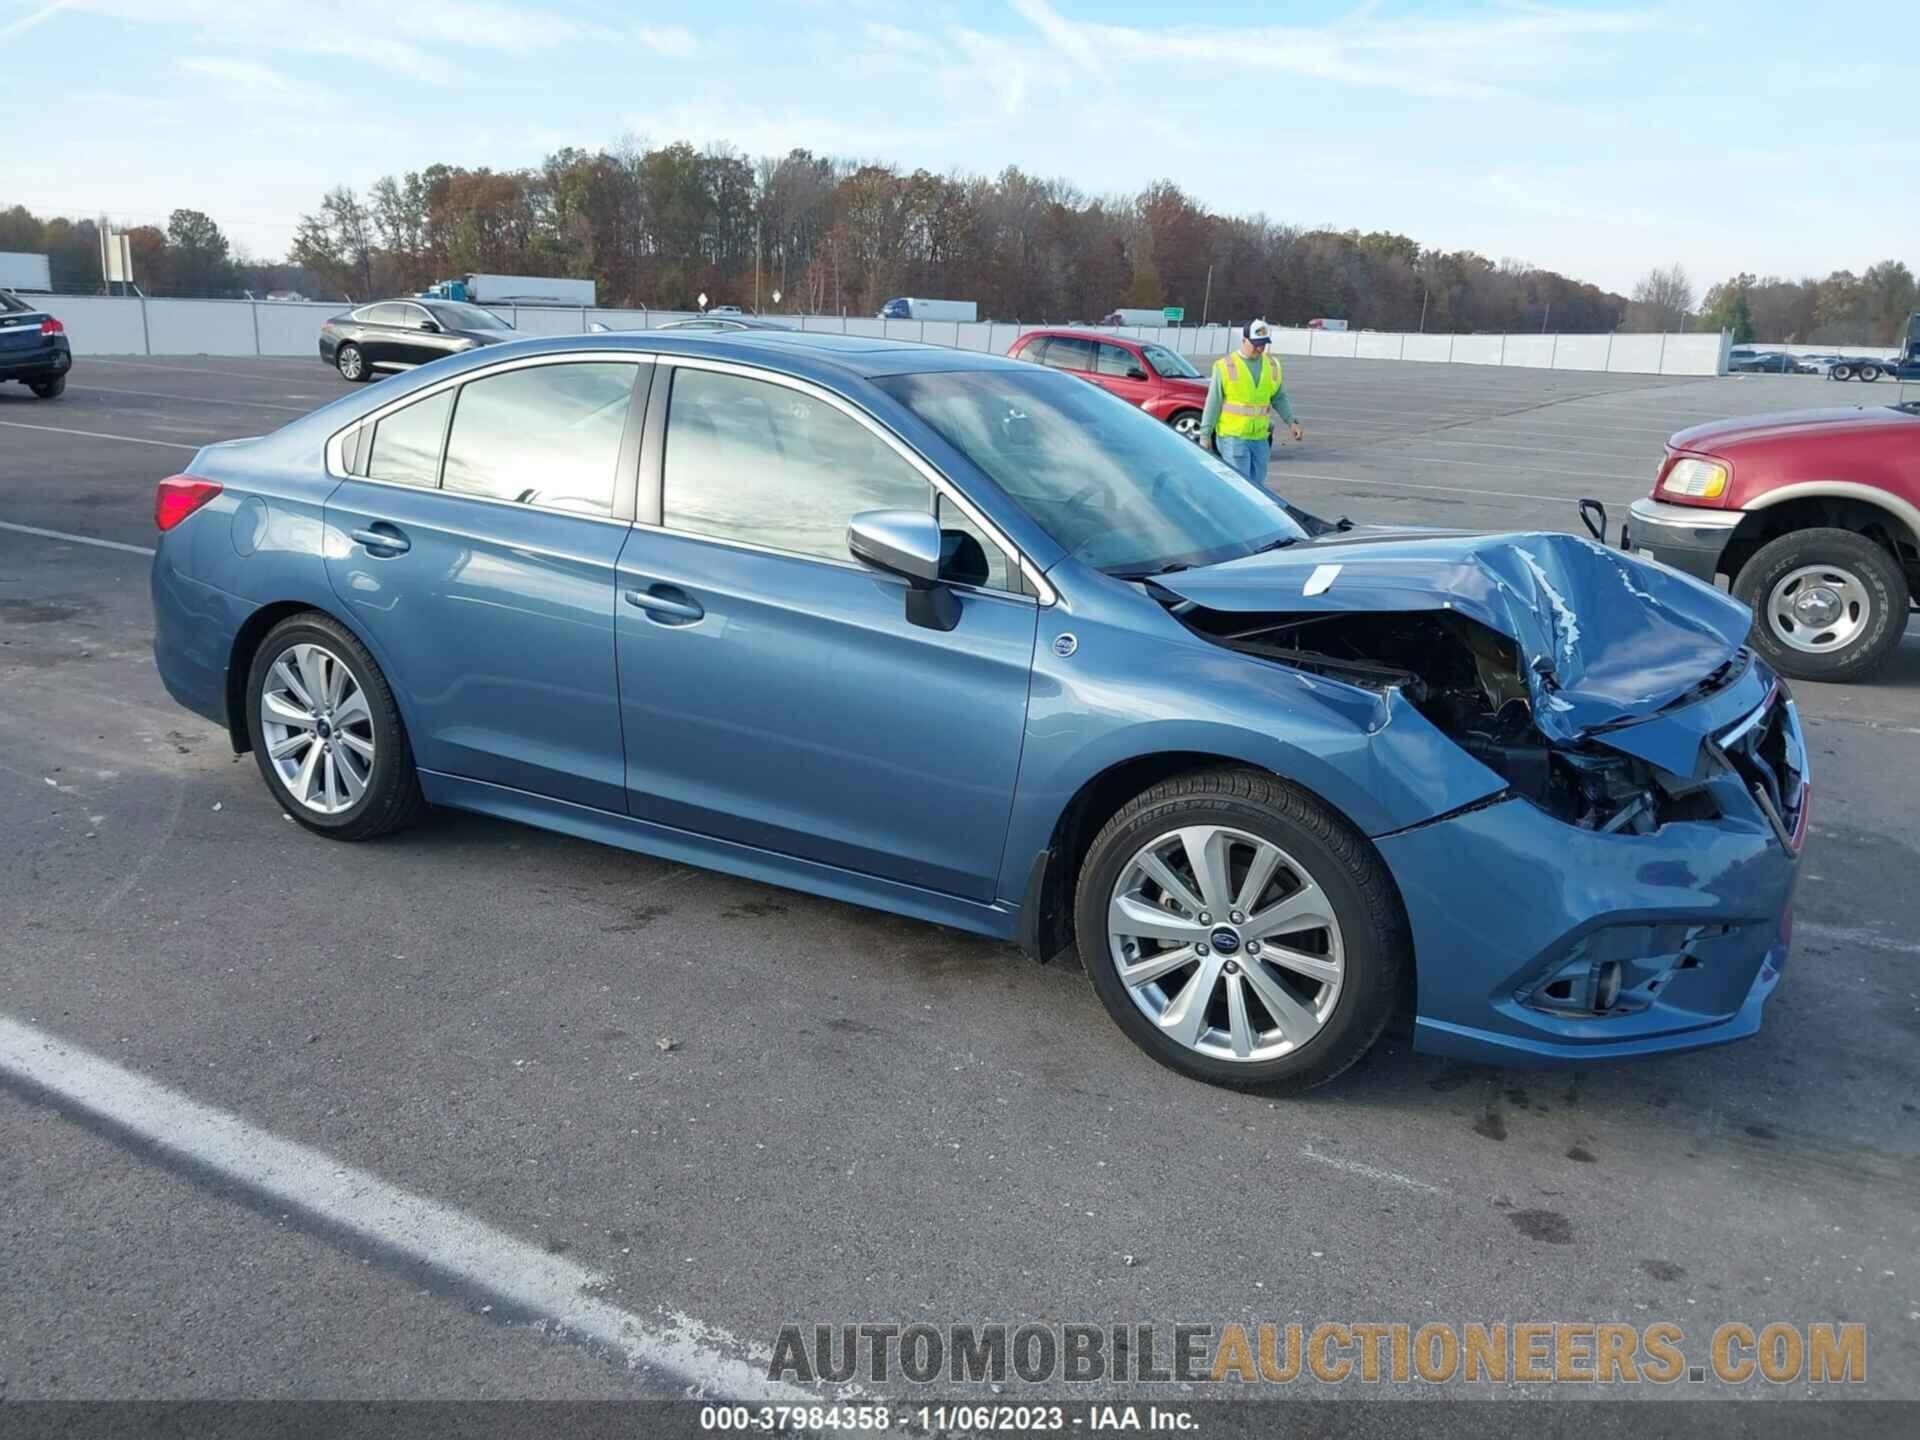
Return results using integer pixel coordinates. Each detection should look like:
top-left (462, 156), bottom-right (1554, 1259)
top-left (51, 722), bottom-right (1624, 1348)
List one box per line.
top-left (1007, 329), bottom-right (1210, 440)
top-left (1628, 401), bottom-right (1920, 681)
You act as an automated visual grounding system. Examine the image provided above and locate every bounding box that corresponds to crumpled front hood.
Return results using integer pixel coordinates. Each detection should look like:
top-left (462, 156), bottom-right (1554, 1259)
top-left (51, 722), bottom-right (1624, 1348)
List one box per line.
top-left (1151, 531), bottom-right (1752, 745)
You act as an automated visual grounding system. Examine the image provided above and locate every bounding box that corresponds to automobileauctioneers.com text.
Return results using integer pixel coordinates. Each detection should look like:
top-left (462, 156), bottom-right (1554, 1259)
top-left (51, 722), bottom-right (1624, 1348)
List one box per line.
top-left (767, 1320), bottom-right (1867, 1388)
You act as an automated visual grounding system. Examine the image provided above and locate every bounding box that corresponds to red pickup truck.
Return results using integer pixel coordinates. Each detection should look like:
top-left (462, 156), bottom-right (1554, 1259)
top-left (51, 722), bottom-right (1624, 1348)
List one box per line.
top-left (1627, 401), bottom-right (1920, 681)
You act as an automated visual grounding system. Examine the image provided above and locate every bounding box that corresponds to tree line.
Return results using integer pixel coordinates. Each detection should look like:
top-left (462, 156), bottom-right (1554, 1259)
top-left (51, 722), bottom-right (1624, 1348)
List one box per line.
top-left (281, 141), bottom-right (1631, 333)
top-left (0, 203), bottom-right (310, 298)
top-left (7, 139), bottom-right (1913, 344)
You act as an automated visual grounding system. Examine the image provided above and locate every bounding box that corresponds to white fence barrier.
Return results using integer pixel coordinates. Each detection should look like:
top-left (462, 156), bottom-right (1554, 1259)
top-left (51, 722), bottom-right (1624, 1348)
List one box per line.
top-left (50, 295), bottom-right (1731, 376)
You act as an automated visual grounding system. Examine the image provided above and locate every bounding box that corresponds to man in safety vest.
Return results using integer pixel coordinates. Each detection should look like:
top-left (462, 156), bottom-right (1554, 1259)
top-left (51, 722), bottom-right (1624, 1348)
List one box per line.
top-left (1198, 319), bottom-right (1303, 492)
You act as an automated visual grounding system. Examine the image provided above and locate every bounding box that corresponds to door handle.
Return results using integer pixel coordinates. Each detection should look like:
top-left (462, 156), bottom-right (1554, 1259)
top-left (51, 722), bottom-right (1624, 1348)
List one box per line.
top-left (350, 524), bottom-right (410, 555)
top-left (624, 585), bottom-right (704, 624)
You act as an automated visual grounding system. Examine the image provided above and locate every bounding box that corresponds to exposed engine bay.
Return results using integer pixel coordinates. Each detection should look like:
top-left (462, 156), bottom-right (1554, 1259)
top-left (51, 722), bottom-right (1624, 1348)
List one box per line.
top-left (1175, 606), bottom-right (1722, 832)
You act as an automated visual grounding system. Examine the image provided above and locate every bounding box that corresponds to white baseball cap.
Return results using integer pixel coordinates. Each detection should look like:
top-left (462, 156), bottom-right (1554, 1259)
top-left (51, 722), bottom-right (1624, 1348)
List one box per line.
top-left (1244, 319), bottom-right (1274, 345)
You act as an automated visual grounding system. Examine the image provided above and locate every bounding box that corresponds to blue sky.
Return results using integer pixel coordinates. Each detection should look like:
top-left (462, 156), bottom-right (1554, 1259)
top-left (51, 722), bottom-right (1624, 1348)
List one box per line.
top-left (2, 0), bottom-right (1914, 294)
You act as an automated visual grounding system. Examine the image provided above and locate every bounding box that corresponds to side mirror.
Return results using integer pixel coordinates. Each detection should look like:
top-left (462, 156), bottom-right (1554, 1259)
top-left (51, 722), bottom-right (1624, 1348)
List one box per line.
top-left (418, 319), bottom-right (440, 333)
top-left (1126, 366), bottom-right (1149, 380)
top-left (587, 320), bottom-right (611, 334)
top-left (848, 509), bottom-right (959, 631)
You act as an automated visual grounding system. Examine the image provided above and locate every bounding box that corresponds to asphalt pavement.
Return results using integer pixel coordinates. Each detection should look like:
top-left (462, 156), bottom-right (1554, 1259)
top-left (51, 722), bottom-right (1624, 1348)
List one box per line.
top-left (2, 353), bottom-right (1917, 1413)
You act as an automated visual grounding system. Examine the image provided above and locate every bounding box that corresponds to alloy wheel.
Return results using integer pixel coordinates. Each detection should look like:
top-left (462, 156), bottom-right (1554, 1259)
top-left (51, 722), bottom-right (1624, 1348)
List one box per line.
top-left (338, 346), bottom-right (363, 380)
top-left (1172, 413), bottom-right (1202, 441)
top-left (259, 642), bottom-right (375, 814)
top-left (1766, 564), bottom-right (1871, 655)
top-left (1106, 825), bottom-right (1345, 1063)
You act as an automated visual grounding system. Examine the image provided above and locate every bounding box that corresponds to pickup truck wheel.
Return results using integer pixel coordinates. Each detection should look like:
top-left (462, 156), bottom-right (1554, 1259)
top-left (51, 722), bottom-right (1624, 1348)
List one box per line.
top-left (1075, 767), bottom-right (1408, 1091)
top-left (1830, 363), bottom-right (1853, 381)
top-left (1733, 528), bottom-right (1909, 682)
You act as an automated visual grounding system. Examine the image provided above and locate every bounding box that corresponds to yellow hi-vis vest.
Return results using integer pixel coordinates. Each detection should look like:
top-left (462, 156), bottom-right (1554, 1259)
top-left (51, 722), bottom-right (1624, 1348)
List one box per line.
top-left (1214, 351), bottom-right (1282, 440)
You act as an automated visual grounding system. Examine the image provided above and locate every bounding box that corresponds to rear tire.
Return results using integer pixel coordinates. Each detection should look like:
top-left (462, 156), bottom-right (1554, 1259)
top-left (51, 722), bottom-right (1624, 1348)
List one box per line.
top-left (1075, 767), bottom-right (1408, 1091)
top-left (1733, 528), bottom-right (1908, 682)
top-left (1858, 365), bottom-right (1881, 382)
top-left (1830, 363), bottom-right (1853, 381)
top-left (244, 613), bottom-right (427, 840)
top-left (336, 343), bottom-right (370, 382)
top-left (29, 376), bottom-right (65, 399)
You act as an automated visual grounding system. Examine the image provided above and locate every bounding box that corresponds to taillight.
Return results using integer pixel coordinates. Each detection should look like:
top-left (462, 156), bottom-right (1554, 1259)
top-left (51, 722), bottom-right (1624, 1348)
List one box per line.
top-left (39, 317), bottom-right (64, 336)
top-left (155, 475), bottom-right (222, 531)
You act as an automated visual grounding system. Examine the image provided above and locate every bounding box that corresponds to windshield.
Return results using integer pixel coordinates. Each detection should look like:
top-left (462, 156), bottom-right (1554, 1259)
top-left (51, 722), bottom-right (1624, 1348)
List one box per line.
top-left (428, 301), bottom-right (511, 331)
top-left (1141, 344), bottom-right (1200, 379)
top-left (878, 369), bottom-right (1305, 575)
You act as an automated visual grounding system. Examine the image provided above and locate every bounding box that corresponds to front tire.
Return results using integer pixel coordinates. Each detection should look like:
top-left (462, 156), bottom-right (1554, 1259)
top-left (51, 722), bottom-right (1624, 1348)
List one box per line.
top-left (336, 343), bottom-right (370, 382)
top-left (244, 613), bottom-right (426, 840)
top-left (1733, 528), bottom-right (1909, 682)
top-left (1169, 409), bottom-right (1203, 442)
top-left (29, 376), bottom-right (65, 399)
top-left (1075, 767), bottom-right (1408, 1090)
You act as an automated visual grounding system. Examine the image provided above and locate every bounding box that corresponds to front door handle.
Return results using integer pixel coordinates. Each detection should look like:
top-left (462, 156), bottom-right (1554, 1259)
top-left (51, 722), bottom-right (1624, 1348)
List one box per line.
top-left (350, 524), bottom-right (410, 555)
top-left (624, 584), bottom-right (704, 625)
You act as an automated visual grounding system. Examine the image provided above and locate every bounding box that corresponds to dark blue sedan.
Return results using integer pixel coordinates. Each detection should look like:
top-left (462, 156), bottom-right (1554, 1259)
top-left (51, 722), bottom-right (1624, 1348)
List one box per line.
top-left (151, 331), bottom-right (1806, 1088)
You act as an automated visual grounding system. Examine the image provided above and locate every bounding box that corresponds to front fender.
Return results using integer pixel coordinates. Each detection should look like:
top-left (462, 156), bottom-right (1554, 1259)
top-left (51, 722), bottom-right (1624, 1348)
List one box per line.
top-left (996, 605), bottom-right (1507, 903)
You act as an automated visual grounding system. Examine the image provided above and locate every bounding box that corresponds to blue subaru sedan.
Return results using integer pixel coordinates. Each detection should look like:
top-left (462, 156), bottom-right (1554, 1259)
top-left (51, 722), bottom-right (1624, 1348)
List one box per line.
top-left (151, 332), bottom-right (1806, 1088)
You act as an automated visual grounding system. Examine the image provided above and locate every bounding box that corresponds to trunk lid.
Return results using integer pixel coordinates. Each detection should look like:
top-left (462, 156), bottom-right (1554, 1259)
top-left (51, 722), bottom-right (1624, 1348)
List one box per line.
top-left (0, 303), bottom-right (51, 352)
top-left (1149, 530), bottom-right (1751, 750)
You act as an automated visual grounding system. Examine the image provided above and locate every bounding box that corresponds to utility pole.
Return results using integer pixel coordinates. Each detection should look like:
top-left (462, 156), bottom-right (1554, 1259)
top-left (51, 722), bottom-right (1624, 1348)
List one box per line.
top-left (1542, 301), bottom-right (1550, 334)
top-left (1418, 288), bottom-right (1429, 333)
top-left (754, 221), bottom-right (762, 313)
top-left (1200, 264), bottom-right (1214, 327)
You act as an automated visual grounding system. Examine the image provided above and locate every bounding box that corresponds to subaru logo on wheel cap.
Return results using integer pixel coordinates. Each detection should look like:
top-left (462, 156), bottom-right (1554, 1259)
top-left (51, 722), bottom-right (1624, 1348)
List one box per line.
top-left (1210, 927), bottom-right (1241, 955)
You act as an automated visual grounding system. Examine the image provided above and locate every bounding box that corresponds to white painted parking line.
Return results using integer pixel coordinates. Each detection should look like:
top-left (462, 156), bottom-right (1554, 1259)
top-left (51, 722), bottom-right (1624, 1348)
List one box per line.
top-left (1305, 451), bottom-right (1646, 483)
top-left (0, 420), bottom-right (199, 450)
top-left (1298, 1146), bottom-right (1443, 1195)
top-left (1274, 470), bottom-right (1634, 507)
top-left (1359, 436), bottom-right (1657, 462)
top-left (84, 357), bottom-right (337, 383)
top-left (68, 385), bottom-right (311, 412)
top-left (0, 520), bottom-right (155, 556)
top-left (0, 1013), bottom-right (818, 1402)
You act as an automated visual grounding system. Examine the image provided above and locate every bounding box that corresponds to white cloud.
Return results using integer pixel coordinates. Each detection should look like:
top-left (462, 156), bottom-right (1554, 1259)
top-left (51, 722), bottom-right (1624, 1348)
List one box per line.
top-left (635, 23), bottom-right (697, 57)
top-left (48, 0), bottom-right (614, 78)
top-left (0, 0), bottom-right (75, 40)
top-left (1006, 0), bottom-right (1659, 101)
top-left (625, 102), bottom-right (946, 163)
top-left (177, 56), bottom-right (333, 107)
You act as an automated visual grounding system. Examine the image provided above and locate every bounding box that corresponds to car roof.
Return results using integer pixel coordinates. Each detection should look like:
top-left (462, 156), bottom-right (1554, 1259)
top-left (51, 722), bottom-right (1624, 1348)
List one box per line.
top-left (439, 328), bottom-right (1034, 381)
top-left (1020, 327), bottom-right (1143, 346)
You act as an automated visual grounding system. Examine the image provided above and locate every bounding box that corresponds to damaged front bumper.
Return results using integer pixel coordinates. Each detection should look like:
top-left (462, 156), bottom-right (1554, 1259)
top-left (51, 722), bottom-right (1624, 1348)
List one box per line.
top-left (1378, 677), bottom-right (1806, 1066)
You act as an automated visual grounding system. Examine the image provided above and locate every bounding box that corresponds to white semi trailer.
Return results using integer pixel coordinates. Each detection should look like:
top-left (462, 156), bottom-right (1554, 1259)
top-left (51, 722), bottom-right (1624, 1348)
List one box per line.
top-left (877, 297), bottom-right (978, 322)
top-left (0, 252), bottom-right (53, 292)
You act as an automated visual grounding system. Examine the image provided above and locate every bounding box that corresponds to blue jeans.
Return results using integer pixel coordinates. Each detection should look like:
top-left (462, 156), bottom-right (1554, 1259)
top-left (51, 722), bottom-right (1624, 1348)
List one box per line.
top-left (1215, 435), bottom-right (1273, 494)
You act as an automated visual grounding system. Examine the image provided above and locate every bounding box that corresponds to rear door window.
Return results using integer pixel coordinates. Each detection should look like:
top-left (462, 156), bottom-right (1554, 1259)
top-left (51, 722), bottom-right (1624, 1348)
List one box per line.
top-left (442, 362), bottom-right (639, 516)
top-left (367, 303), bottom-right (407, 326)
top-left (364, 389), bottom-right (453, 487)
top-left (1039, 336), bottom-right (1093, 372)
